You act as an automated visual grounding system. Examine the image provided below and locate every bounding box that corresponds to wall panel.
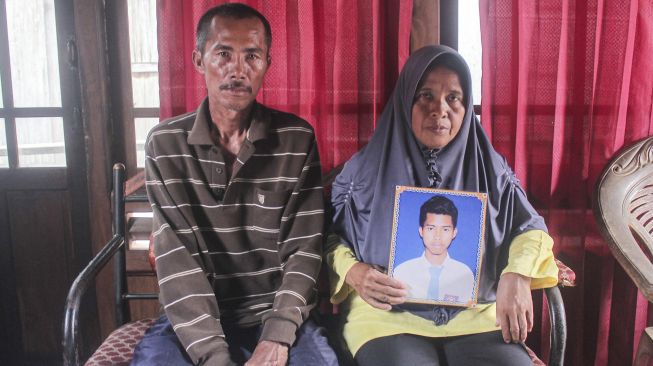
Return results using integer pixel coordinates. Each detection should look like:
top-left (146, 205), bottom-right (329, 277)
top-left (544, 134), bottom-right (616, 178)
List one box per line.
top-left (8, 190), bottom-right (72, 358)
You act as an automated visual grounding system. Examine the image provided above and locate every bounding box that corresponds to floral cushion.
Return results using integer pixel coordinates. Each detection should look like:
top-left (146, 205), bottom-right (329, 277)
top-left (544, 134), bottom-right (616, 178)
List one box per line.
top-left (84, 315), bottom-right (550, 365)
top-left (527, 346), bottom-right (546, 366)
top-left (85, 318), bottom-right (156, 366)
top-left (87, 259), bottom-right (575, 366)
top-left (556, 258), bottom-right (576, 287)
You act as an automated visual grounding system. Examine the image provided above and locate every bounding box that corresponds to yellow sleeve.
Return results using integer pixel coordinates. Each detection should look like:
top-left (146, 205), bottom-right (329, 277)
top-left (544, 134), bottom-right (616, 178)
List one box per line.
top-left (324, 233), bottom-right (359, 304)
top-left (501, 229), bottom-right (559, 289)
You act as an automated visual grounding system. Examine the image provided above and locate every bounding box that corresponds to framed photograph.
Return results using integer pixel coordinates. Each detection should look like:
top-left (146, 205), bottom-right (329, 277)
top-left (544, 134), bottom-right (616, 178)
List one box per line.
top-left (388, 186), bottom-right (487, 307)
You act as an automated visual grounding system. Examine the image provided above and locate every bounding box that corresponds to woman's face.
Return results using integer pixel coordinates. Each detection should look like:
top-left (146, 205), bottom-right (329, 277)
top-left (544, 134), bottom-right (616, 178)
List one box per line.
top-left (411, 66), bottom-right (466, 149)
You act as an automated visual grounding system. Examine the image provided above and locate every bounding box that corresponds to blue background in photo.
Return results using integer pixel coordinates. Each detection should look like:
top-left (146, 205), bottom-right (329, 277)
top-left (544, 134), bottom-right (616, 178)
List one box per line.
top-left (390, 190), bottom-right (484, 278)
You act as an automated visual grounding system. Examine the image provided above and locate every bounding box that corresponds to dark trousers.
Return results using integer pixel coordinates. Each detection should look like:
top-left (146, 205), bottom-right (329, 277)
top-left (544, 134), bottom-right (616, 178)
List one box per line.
top-left (355, 330), bottom-right (533, 366)
top-left (131, 314), bottom-right (338, 365)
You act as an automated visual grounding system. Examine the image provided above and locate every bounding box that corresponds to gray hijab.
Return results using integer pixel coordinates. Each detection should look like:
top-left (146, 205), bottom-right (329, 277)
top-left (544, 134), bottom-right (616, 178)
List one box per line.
top-left (331, 45), bottom-right (546, 324)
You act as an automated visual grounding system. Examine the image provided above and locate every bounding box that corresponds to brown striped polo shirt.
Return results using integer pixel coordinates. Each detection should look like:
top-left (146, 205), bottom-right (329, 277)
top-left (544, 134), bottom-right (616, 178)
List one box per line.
top-left (145, 98), bottom-right (324, 365)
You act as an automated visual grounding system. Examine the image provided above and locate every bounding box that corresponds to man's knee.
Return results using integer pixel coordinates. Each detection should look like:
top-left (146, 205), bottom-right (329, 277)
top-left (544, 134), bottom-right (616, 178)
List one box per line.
top-left (131, 315), bottom-right (194, 366)
top-left (289, 319), bottom-right (338, 366)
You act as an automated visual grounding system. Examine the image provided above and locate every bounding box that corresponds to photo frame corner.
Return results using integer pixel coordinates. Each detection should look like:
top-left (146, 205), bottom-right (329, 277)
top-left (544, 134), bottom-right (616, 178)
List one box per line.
top-left (387, 186), bottom-right (487, 308)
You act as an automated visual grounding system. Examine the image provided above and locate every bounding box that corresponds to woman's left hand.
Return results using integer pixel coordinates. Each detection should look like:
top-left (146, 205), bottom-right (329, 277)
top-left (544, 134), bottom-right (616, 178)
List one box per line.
top-left (495, 272), bottom-right (533, 343)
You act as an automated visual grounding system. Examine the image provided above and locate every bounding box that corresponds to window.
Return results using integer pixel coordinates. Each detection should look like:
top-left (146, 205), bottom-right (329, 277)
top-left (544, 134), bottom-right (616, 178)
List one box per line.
top-left (108, 0), bottom-right (160, 173)
top-left (457, 0), bottom-right (482, 105)
top-left (127, 0), bottom-right (159, 168)
top-left (15, 117), bottom-right (66, 167)
top-left (0, 71), bottom-right (5, 167)
top-left (0, 119), bottom-right (7, 168)
top-left (1, 0), bottom-right (67, 168)
top-left (128, 0), bottom-right (159, 167)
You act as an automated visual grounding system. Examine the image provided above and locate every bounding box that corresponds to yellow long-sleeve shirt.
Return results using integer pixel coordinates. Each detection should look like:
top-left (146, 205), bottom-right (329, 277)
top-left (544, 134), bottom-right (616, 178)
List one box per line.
top-left (325, 229), bottom-right (558, 356)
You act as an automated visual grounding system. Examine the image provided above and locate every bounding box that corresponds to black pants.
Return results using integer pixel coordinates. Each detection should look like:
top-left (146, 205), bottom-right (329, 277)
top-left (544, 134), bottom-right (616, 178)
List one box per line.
top-left (355, 331), bottom-right (533, 366)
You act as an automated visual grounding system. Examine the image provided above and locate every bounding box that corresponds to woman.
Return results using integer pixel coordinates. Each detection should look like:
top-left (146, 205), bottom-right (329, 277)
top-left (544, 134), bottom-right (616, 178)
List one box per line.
top-left (327, 45), bottom-right (558, 365)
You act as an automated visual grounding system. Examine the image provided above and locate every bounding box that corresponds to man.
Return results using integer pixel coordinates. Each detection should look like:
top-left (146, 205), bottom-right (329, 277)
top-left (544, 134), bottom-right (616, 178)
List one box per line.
top-left (393, 195), bottom-right (475, 304)
top-left (132, 4), bottom-right (337, 365)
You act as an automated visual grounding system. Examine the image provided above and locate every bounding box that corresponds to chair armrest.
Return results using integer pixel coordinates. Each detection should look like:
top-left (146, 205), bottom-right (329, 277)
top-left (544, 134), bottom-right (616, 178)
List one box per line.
top-left (545, 258), bottom-right (572, 366)
top-left (63, 235), bottom-right (125, 366)
top-left (545, 286), bottom-right (567, 366)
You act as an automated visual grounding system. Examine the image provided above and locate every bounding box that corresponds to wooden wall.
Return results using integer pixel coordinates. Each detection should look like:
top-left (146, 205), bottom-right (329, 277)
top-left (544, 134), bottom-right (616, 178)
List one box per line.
top-left (412, 0), bottom-right (440, 52)
top-left (73, 0), bottom-right (114, 356)
top-left (0, 0), bottom-right (96, 364)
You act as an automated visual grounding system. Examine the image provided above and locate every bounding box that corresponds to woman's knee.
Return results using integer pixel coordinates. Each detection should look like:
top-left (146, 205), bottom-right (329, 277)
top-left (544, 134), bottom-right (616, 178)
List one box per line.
top-left (355, 334), bottom-right (441, 366)
top-left (442, 331), bottom-right (532, 366)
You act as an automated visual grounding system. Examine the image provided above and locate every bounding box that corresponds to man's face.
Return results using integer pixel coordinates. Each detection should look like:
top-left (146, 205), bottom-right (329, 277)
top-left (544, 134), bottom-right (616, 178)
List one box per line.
top-left (411, 66), bottom-right (466, 149)
top-left (192, 16), bottom-right (270, 112)
top-left (419, 213), bottom-right (457, 257)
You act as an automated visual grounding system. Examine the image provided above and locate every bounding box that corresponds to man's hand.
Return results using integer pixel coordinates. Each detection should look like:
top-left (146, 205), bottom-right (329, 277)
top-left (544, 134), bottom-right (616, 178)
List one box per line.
top-left (244, 340), bottom-right (288, 366)
top-left (495, 272), bottom-right (533, 343)
top-left (345, 262), bottom-right (408, 310)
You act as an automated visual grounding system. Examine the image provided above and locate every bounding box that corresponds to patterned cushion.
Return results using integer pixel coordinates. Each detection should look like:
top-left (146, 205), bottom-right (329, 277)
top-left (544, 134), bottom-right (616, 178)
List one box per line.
top-left (85, 318), bottom-right (156, 366)
top-left (556, 258), bottom-right (576, 287)
top-left (85, 318), bottom-right (547, 365)
top-left (526, 346), bottom-right (546, 366)
top-left (97, 258), bottom-right (573, 366)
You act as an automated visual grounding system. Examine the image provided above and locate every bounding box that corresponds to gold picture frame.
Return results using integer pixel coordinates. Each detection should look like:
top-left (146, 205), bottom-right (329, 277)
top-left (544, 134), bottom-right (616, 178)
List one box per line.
top-left (388, 186), bottom-right (487, 307)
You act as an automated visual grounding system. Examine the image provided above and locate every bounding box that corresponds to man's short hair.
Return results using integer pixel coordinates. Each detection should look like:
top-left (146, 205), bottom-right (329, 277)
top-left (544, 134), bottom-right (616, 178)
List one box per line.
top-left (419, 195), bottom-right (458, 228)
top-left (195, 3), bottom-right (272, 55)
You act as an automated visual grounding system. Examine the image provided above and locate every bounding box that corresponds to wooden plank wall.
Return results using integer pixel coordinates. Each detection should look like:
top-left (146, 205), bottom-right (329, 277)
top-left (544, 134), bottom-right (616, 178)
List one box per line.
top-left (8, 191), bottom-right (73, 356)
top-left (73, 0), bottom-right (114, 352)
top-left (412, 0), bottom-right (440, 52)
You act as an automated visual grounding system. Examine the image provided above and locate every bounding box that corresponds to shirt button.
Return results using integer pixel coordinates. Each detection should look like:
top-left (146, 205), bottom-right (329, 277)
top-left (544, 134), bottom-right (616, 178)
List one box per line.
top-left (216, 167), bottom-right (223, 174)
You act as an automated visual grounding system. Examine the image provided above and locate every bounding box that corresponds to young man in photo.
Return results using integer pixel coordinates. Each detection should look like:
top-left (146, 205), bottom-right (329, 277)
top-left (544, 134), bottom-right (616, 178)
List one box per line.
top-left (393, 195), bottom-right (475, 303)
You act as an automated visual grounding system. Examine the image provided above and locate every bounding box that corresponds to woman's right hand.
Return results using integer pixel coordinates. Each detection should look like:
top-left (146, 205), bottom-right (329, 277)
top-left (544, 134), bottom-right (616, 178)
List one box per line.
top-left (345, 262), bottom-right (408, 310)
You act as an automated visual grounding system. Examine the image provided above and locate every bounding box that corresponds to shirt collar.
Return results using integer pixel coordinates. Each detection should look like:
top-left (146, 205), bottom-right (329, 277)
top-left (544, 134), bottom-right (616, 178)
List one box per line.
top-left (246, 101), bottom-right (269, 143)
top-left (420, 252), bottom-right (450, 267)
top-left (187, 97), bottom-right (270, 146)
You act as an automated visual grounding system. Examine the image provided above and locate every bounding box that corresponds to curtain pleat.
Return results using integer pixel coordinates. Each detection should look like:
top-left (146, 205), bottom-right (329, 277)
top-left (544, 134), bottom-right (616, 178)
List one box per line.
top-left (480, 0), bottom-right (653, 364)
top-left (156, 0), bottom-right (412, 172)
top-left (157, 1), bottom-right (653, 364)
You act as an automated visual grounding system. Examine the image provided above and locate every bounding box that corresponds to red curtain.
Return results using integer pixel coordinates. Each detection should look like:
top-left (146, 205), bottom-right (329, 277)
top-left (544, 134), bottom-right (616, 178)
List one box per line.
top-left (157, 0), bottom-right (412, 172)
top-left (480, 0), bottom-right (653, 364)
top-left (157, 0), bottom-right (653, 364)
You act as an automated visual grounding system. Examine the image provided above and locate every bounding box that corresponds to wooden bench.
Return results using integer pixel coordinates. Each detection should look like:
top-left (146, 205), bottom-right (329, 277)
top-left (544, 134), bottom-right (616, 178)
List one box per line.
top-left (63, 163), bottom-right (575, 365)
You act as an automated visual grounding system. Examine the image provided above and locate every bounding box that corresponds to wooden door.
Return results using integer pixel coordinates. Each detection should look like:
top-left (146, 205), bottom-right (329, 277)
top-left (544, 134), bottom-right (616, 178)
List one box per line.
top-left (0, 0), bottom-right (95, 364)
